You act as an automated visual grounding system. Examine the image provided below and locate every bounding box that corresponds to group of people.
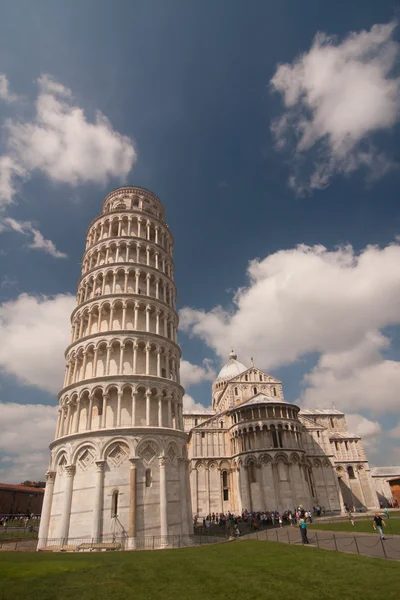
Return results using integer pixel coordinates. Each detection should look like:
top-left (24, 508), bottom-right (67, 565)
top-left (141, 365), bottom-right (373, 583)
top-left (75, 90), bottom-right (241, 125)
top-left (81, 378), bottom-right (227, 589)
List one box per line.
top-left (0, 513), bottom-right (38, 528)
top-left (193, 505), bottom-right (319, 541)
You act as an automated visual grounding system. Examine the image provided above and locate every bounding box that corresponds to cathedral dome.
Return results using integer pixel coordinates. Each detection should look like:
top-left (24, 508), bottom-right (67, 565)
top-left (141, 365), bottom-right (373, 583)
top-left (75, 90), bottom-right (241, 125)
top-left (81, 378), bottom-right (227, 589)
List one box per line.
top-left (215, 350), bottom-right (247, 382)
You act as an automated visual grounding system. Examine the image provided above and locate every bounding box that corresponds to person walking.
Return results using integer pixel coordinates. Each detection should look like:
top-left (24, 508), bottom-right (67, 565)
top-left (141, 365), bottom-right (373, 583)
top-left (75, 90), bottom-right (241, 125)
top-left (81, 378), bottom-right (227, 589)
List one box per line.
top-left (299, 518), bottom-right (309, 544)
top-left (373, 513), bottom-right (386, 540)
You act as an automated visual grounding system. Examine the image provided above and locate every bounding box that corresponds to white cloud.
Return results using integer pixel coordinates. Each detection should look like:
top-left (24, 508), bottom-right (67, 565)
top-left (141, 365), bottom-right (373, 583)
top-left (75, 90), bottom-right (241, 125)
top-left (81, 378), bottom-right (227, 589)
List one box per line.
top-left (346, 413), bottom-right (382, 439)
top-left (183, 393), bottom-right (212, 414)
top-left (180, 240), bottom-right (400, 415)
top-left (0, 156), bottom-right (25, 206)
top-left (0, 403), bottom-right (57, 483)
top-left (300, 334), bottom-right (400, 413)
top-left (0, 293), bottom-right (75, 393)
top-left (180, 358), bottom-right (216, 387)
top-left (271, 21), bottom-right (400, 192)
top-left (388, 423), bottom-right (400, 439)
top-left (0, 74), bottom-right (20, 104)
top-left (0, 74), bottom-right (136, 206)
top-left (0, 217), bottom-right (67, 258)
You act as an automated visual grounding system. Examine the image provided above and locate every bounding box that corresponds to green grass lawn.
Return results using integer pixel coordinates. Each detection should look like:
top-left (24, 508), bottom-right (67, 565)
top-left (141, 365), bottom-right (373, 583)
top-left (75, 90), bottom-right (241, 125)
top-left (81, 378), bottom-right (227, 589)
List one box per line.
top-left (0, 540), bottom-right (399, 600)
top-left (0, 530), bottom-right (38, 540)
top-left (310, 517), bottom-right (400, 535)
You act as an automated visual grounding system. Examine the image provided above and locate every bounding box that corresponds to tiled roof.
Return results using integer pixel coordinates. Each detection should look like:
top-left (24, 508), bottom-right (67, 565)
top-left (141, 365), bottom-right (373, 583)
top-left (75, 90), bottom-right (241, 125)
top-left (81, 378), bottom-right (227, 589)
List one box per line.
top-left (370, 466), bottom-right (400, 477)
top-left (329, 431), bottom-right (360, 440)
top-left (0, 483), bottom-right (45, 493)
top-left (299, 408), bottom-right (344, 416)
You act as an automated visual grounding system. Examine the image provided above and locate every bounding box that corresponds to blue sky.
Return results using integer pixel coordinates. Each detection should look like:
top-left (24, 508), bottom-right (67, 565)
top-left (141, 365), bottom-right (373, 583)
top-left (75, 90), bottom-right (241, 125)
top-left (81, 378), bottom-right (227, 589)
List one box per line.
top-left (1, 1), bottom-right (400, 481)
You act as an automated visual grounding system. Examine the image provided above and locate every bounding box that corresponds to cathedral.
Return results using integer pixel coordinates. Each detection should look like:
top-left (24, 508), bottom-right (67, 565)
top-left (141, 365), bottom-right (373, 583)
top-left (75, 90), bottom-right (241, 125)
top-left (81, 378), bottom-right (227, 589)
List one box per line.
top-left (38, 186), bottom-right (378, 550)
top-left (184, 350), bottom-right (378, 517)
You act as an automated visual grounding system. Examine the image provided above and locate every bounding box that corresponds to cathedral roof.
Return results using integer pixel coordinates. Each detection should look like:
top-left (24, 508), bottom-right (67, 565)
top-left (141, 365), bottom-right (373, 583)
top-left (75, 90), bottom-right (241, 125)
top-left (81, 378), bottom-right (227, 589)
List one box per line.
top-left (236, 392), bottom-right (288, 408)
top-left (299, 408), bottom-right (344, 416)
top-left (371, 466), bottom-right (400, 477)
top-left (215, 350), bottom-right (247, 382)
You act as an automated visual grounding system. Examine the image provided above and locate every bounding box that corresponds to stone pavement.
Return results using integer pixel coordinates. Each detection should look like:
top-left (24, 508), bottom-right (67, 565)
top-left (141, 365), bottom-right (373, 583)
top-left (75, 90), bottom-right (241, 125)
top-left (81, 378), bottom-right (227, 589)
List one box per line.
top-left (242, 526), bottom-right (400, 560)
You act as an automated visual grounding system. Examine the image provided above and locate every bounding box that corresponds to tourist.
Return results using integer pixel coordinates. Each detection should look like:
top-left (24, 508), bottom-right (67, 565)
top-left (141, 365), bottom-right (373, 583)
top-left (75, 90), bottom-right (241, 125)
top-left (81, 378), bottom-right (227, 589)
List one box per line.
top-left (373, 513), bottom-right (386, 540)
top-left (299, 518), bottom-right (309, 544)
top-left (383, 508), bottom-right (390, 520)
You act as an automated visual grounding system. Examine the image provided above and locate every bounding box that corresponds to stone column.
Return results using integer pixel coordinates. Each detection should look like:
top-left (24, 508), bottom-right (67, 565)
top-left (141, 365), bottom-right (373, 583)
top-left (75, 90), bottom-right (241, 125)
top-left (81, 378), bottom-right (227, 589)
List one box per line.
top-left (59, 465), bottom-right (76, 542)
top-left (87, 395), bottom-right (93, 430)
top-left (102, 393), bottom-right (107, 428)
top-left (37, 470), bottom-right (56, 548)
top-left (205, 465), bottom-right (210, 515)
top-left (91, 460), bottom-right (105, 541)
top-left (145, 306), bottom-right (151, 332)
top-left (167, 398), bottom-right (172, 428)
top-left (73, 399), bottom-right (81, 433)
top-left (81, 352), bottom-right (88, 379)
top-left (146, 391), bottom-right (151, 426)
top-left (105, 345), bottom-right (111, 375)
top-left (122, 304), bottom-right (127, 328)
top-left (133, 343), bottom-right (138, 373)
top-left (131, 390), bottom-right (137, 426)
top-left (146, 273), bottom-right (151, 296)
top-left (117, 391), bottom-right (122, 427)
top-left (55, 410), bottom-right (62, 438)
top-left (158, 395), bottom-right (162, 427)
top-left (156, 349), bottom-right (161, 377)
top-left (179, 459), bottom-right (189, 535)
top-left (65, 403), bottom-right (72, 435)
top-left (119, 344), bottom-right (124, 375)
top-left (145, 343), bottom-right (151, 375)
top-left (128, 458), bottom-right (139, 547)
top-left (134, 304), bottom-right (139, 329)
top-left (159, 456), bottom-right (168, 539)
top-left (236, 466), bottom-right (243, 513)
top-left (192, 467), bottom-right (198, 516)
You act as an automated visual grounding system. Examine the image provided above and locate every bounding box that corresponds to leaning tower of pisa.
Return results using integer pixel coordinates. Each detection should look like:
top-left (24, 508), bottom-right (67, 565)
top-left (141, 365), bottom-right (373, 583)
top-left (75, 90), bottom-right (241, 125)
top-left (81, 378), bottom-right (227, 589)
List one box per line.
top-left (38, 187), bottom-right (192, 549)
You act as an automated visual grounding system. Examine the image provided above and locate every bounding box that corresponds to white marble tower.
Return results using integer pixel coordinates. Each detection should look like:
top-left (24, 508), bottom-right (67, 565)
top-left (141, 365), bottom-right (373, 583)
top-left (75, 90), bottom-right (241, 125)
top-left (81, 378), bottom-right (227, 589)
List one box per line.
top-left (38, 187), bottom-right (192, 548)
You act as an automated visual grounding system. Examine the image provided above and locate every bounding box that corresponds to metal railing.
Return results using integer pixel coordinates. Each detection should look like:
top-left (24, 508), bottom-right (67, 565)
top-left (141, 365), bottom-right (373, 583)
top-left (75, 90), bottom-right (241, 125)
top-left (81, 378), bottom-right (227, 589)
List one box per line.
top-left (0, 532), bottom-right (226, 552)
top-left (243, 526), bottom-right (400, 561)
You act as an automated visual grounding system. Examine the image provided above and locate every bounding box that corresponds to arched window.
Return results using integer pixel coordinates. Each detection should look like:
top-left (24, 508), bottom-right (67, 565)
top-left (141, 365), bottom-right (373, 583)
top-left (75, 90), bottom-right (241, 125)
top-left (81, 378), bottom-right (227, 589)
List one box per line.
top-left (253, 387), bottom-right (258, 395)
top-left (112, 490), bottom-right (119, 517)
top-left (271, 426), bottom-right (278, 449)
top-left (234, 387), bottom-right (238, 396)
top-left (277, 429), bottom-right (283, 448)
top-left (245, 374), bottom-right (248, 382)
top-left (145, 468), bottom-right (152, 487)
top-left (259, 374), bottom-right (262, 382)
top-left (220, 421), bottom-right (224, 429)
top-left (330, 418), bottom-right (334, 428)
top-left (248, 462), bottom-right (256, 483)
top-left (222, 470), bottom-right (229, 501)
top-left (347, 466), bottom-right (356, 480)
top-left (273, 387), bottom-right (277, 397)
top-left (194, 418), bottom-right (198, 426)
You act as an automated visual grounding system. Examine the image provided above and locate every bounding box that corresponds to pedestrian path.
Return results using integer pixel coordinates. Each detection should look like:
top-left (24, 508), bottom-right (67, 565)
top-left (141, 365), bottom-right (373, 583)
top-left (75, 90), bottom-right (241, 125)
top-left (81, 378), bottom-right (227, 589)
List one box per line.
top-left (241, 526), bottom-right (400, 560)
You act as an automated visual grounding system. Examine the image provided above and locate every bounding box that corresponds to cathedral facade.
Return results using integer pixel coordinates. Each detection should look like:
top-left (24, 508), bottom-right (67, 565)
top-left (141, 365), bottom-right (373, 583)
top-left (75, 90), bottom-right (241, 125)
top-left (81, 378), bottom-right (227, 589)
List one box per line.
top-left (184, 351), bottom-right (379, 516)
